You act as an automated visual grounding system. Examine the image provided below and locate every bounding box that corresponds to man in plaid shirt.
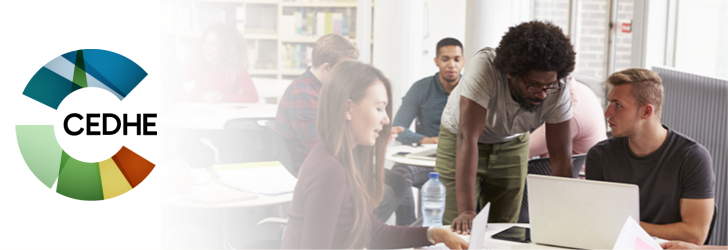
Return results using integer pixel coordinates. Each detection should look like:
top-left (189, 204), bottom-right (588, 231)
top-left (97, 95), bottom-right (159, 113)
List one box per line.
top-left (274, 34), bottom-right (359, 173)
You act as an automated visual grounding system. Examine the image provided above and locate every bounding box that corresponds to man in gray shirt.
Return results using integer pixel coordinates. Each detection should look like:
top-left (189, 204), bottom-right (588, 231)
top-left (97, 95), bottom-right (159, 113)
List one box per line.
top-left (586, 68), bottom-right (715, 245)
top-left (436, 21), bottom-right (576, 234)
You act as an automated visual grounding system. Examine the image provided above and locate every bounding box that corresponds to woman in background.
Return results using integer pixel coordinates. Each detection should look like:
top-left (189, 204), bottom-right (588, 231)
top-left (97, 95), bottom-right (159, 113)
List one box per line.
top-left (280, 61), bottom-right (468, 249)
top-left (180, 24), bottom-right (258, 102)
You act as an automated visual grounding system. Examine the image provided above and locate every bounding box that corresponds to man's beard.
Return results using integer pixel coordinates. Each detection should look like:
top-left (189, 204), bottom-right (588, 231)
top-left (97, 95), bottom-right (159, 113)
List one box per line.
top-left (511, 84), bottom-right (545, 113)
top-left (442, 75), bottom-right (458, 84)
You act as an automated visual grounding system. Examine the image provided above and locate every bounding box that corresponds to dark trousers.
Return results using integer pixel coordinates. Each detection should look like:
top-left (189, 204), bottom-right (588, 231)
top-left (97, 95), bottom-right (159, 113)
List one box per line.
top-left (373, 169), bottom-right (409, 224)
top-left (392, 163), bottom-right (433, 225)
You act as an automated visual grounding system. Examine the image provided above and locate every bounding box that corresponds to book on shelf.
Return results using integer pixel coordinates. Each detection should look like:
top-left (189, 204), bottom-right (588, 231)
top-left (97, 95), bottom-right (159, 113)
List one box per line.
top-left (332, 13), bottom-right (342, 35)
top-left (307, 13), bottom-right (314, 36)
top-left (294, 11), bottom-right (302, 35)
top-left (305, 46), bottom-right (313, 68)
top-left (292, 44), bottom-right (299, 69)
top-left (316, 12), bottom-right (326, 36)
top-left (281, 43), bottom-right (313, 70)
top-left (325, 13), bottom-right (332, 34)
top-left (342, 14), bottom-right (349, 36)
top-left (282, 10), bottom-right (351, 39)
top-left (284, 44), bottom-right (292, 69)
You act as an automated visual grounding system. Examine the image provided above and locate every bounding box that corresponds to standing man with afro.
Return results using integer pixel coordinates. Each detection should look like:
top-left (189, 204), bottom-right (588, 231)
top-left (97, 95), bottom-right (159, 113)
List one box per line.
top-left (435, 21), bottom-right (576, 234)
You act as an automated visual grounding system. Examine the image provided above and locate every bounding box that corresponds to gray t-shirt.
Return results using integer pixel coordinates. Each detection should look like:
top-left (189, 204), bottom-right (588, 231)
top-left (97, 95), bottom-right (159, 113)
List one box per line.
top-left (440, 47), bottom-right (573, 144)
top-left (586, 126), bottom-right (715, 224)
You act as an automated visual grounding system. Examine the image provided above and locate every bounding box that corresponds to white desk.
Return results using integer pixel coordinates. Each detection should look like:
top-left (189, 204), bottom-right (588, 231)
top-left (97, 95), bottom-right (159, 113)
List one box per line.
top-left (386, 144), bottom-right (438, 168)
top-left (164, 102), bottom-right (278, 130)
top-left (419, 223), bottom-right (564, 249)
top-left (251, 77), bottom-right (291, 102)
top-left (162, 181), bottom-right (293, 209)
top-left (162, 181), bottom-right (292, 249)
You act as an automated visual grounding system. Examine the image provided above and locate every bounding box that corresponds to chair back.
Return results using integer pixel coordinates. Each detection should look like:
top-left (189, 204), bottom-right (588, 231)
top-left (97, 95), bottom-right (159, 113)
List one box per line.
top-left (221, 118), bottom-right (295, 177)
top-left (518, 157), bottom-right (552, 223)
top-left (706, 204), bottom-right (718, 244)
top-left (571, 154), bottom-right (587, 178)
top-left (264, 122), bottom-right (297, 176)
top-left (528, 157), bottom-right (552, 175)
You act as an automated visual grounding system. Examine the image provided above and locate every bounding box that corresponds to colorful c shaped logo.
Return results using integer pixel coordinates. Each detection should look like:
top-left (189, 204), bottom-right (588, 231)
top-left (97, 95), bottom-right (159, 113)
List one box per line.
top-left (16, 49), bottom-right (155, 201)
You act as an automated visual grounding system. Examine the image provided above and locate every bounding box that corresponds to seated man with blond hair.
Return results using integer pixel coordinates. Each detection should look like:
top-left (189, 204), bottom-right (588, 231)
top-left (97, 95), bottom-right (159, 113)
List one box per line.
top-left (586, 68), bottom-right (715, 245)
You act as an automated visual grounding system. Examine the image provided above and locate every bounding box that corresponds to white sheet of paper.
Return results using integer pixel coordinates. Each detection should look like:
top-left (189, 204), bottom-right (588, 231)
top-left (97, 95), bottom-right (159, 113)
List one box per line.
top-left (612, 216), bottom-right (662, 250)
top-left (469, 203), bottom-right (491, 250)
top-left (216, 165), bottom-right (297, 196)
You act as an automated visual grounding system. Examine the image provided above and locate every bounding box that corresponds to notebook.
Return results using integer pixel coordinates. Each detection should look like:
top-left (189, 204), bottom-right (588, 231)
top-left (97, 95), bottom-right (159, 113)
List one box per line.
top-left (405, 148), bottom-right (437, 161)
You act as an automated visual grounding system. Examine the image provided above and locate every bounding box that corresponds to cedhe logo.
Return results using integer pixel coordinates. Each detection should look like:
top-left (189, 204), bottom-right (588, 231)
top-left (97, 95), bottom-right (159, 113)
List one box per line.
top-left (16, 49), bottom-right (156, 201)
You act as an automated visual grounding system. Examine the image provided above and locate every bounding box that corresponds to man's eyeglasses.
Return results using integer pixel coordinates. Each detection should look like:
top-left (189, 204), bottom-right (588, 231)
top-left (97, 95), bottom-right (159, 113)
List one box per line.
top-left (521, 75), bottom-right (563, 94)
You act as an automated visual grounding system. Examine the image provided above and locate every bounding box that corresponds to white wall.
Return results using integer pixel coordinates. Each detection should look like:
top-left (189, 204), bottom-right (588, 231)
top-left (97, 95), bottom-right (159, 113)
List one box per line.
top-left (417, 0), bottom-right (467, 81)
top-left (373, 0), bottom-right (530, 118)
top-left (464, 0), bottom-right (531, 60)
top-left (372, 0), bottom-right (424, 118)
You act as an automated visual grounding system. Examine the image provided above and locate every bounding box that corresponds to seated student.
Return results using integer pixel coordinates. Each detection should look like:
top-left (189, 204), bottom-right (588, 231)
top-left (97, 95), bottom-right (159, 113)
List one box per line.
top-left (281, 61), bottom-right (468, 249)
top-left (180, 24), bottom-right (259, 103)
top-left (391, 37), bottom-right (465, 225)
top-left (274, 34), bottom-right (409, 223)
top-left (586, 68), bottom-right (715, 245)
top-left (529, 77), bottom-right (607, 173)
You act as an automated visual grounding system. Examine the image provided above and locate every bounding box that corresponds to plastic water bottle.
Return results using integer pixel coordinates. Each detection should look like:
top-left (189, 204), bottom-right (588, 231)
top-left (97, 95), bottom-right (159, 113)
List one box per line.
top-left (421, 172), bottom-right (446, 227)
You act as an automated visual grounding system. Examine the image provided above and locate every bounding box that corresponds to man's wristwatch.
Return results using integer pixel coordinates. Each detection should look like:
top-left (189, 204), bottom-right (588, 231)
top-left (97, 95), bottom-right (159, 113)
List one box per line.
top-left (427, 227), bottom-right (436, 244)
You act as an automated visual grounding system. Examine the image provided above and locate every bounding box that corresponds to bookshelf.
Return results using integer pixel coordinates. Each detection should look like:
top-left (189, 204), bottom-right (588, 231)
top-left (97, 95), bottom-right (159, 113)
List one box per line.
top-left (162, 0), bottom-right (372, 83)
top-left (280, 2), bottom-right (358, 7)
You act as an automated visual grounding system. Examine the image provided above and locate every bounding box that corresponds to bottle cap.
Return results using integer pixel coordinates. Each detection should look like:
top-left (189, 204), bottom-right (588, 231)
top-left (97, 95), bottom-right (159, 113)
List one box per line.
top-left (429, 172), bottom-right (439, 179)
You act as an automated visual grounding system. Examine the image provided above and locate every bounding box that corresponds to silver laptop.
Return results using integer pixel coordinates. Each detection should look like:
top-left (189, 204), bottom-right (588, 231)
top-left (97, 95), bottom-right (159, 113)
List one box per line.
top-left (527, 174), bottom-right (639, 249)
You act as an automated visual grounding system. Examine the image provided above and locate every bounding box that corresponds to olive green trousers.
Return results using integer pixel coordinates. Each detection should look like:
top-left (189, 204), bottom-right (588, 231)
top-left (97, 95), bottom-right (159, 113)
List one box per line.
top-left (434, 126), bottom-right (530, 224)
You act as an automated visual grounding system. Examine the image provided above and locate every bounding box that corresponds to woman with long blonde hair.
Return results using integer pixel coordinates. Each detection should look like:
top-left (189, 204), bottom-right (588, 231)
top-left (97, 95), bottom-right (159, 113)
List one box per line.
top-left (281, 61), bottom-right (468, 249)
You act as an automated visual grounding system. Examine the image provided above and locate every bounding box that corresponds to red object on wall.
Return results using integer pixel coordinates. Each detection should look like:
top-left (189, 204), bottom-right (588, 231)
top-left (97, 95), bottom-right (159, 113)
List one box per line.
top-left (621, 22), bottom-right (631, 33)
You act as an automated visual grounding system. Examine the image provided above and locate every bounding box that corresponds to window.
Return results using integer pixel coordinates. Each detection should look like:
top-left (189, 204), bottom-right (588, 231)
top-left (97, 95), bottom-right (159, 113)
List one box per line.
top-left (674, 0), bottom-right (728, 79)
top-left (532, 0), bottom-right (637, 106)
top-left (573, 0), bottom-right (609, 81)
top-left (611, 0), bottom-right (633, 73)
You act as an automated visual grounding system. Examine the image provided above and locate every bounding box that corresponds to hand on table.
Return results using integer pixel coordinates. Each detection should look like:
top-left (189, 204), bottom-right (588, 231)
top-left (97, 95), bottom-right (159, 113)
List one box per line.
top-left (451, 211), bottom-right (477, 235)
top-left (433, 227), bottom-right (469, 249)
top-left (420, 136), bottom-right (439, 144)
